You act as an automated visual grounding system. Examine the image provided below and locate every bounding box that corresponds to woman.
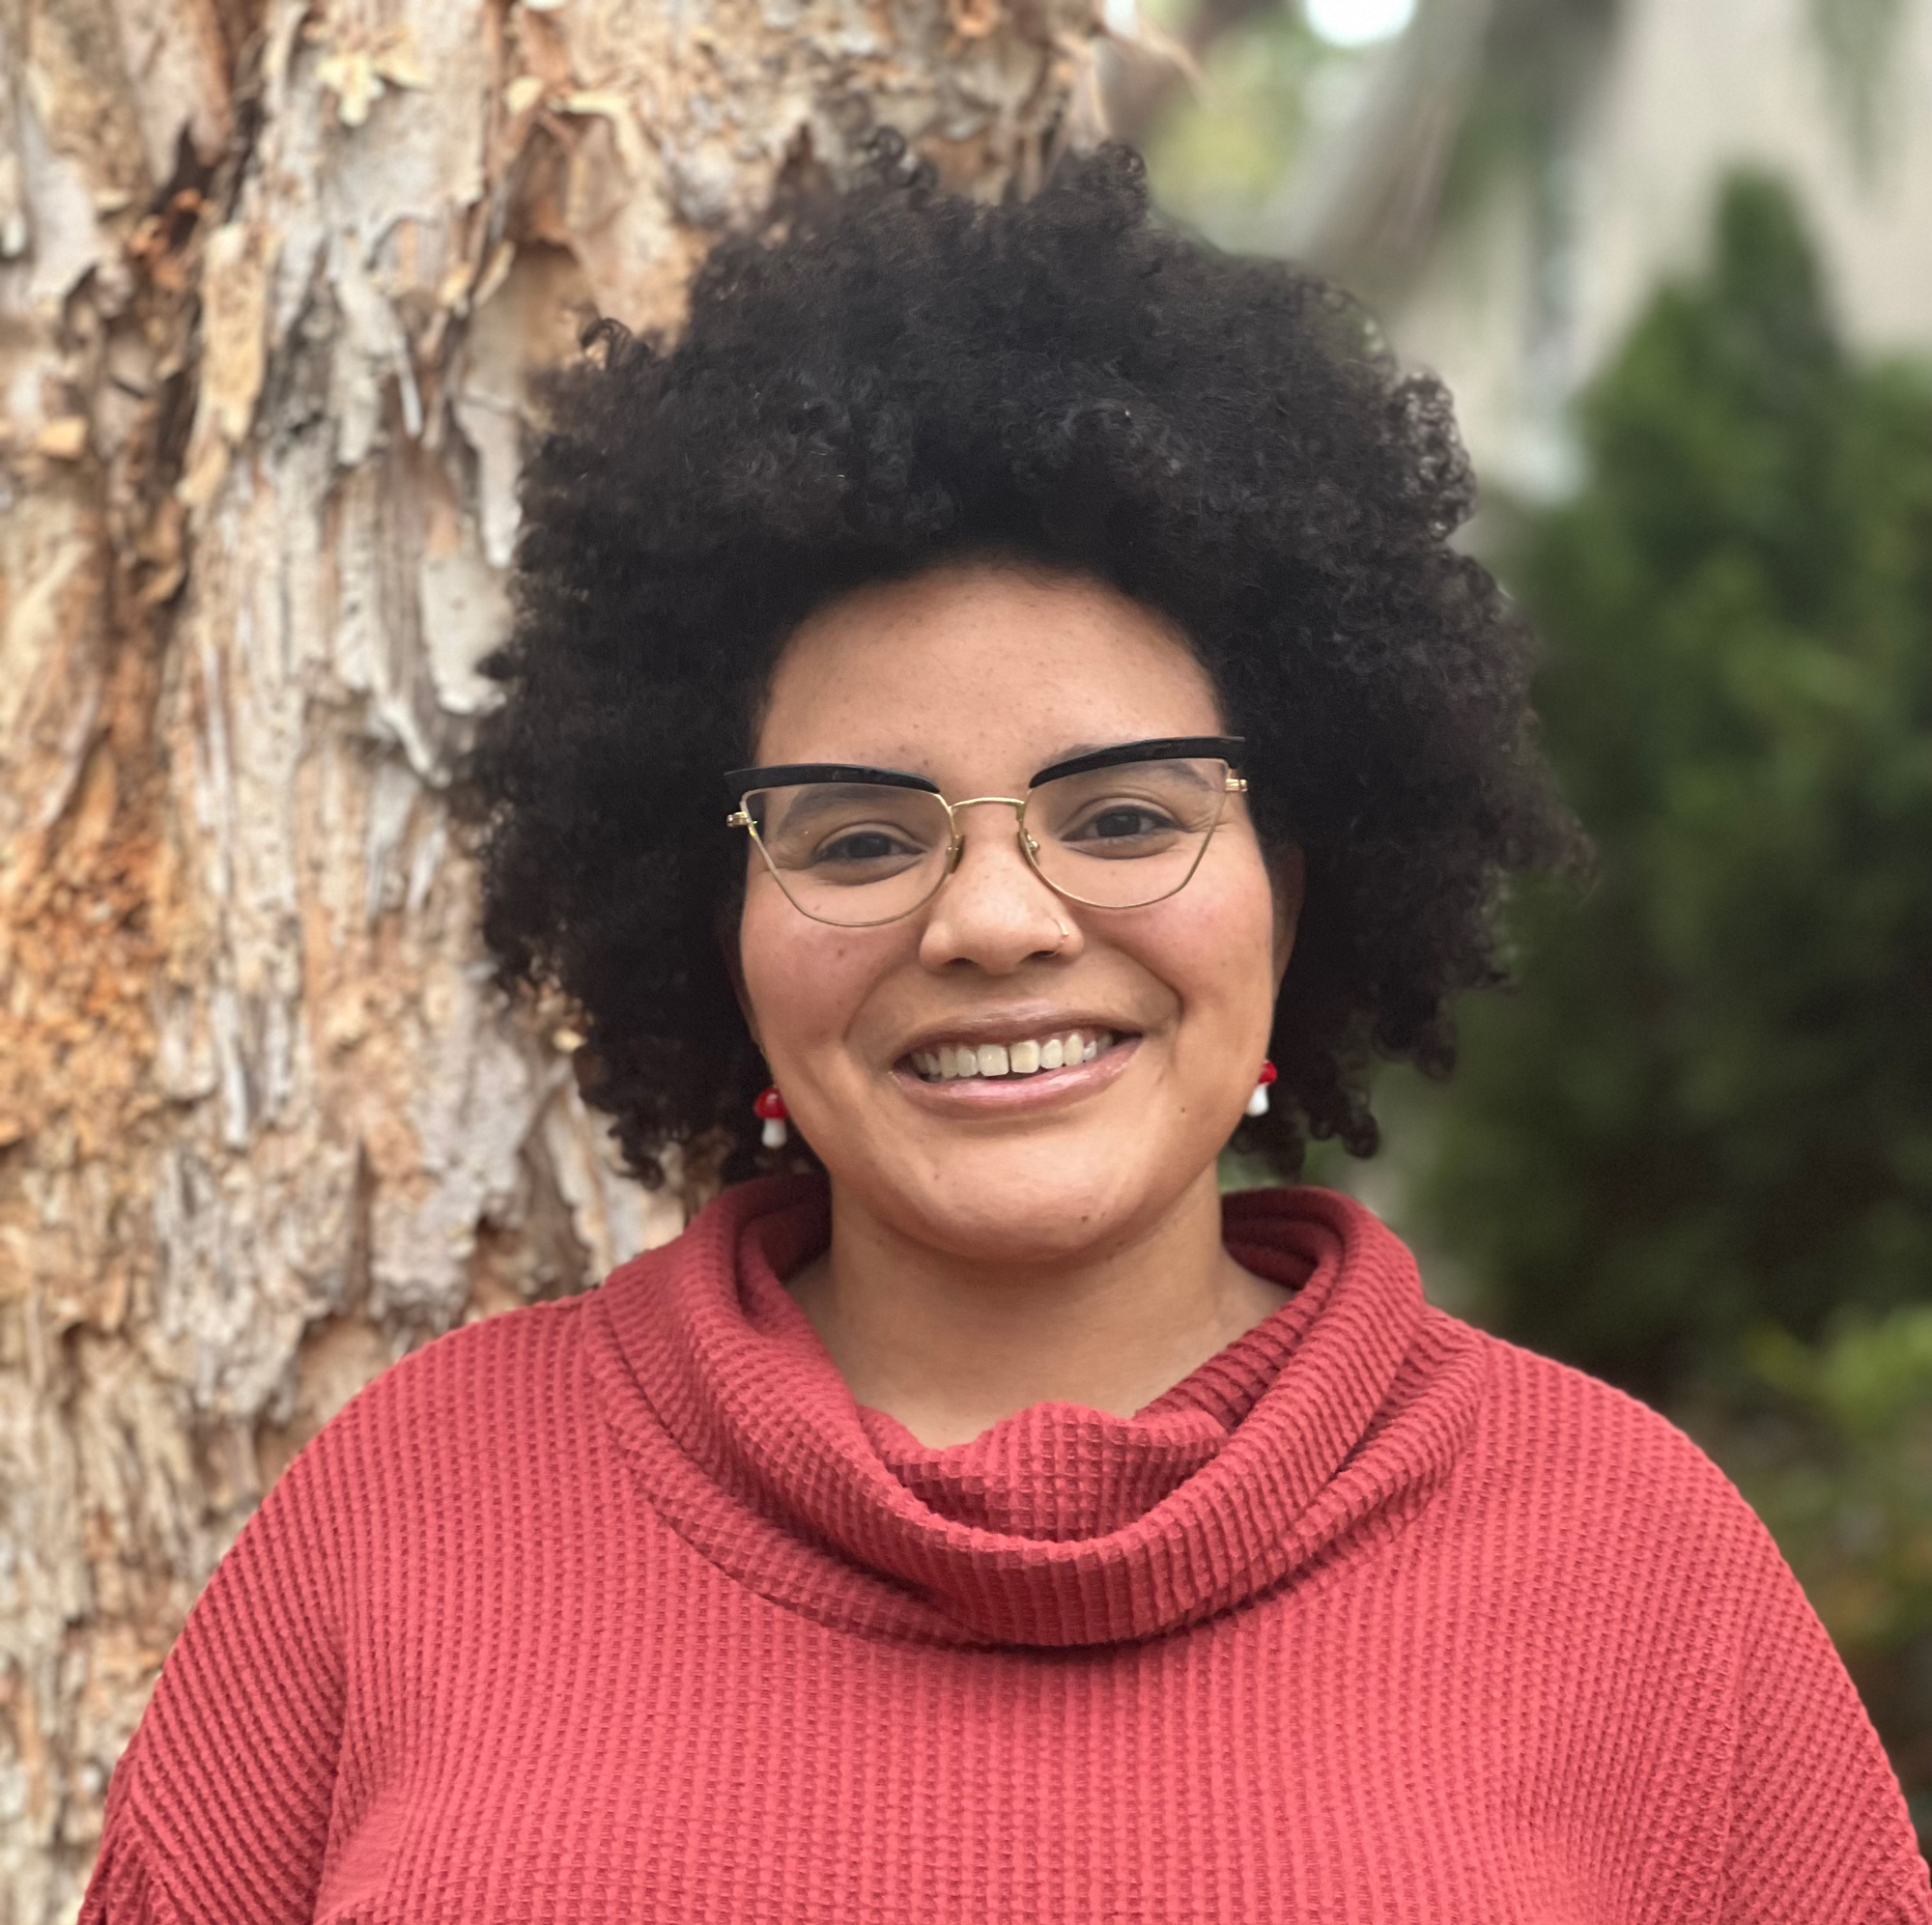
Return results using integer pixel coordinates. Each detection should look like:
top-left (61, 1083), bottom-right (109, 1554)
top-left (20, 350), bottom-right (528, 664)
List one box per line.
top-left (82, 147), bottom-right (1929, 1922)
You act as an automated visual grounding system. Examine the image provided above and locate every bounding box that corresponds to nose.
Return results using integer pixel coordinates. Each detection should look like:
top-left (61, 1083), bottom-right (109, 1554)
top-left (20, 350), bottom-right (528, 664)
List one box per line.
top-left (916, 801), bottom-right (1082, 975)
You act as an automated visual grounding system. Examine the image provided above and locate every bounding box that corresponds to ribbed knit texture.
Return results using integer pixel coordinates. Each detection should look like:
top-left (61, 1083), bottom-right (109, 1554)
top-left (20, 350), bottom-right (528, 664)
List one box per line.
top-left (81, 1176), bottom-right (1931, 1923)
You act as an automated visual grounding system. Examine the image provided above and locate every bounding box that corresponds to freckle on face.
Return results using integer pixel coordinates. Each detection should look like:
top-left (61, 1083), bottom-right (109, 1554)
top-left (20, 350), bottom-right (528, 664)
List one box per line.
top-left (738, 559), bottom-right (1293, 1265)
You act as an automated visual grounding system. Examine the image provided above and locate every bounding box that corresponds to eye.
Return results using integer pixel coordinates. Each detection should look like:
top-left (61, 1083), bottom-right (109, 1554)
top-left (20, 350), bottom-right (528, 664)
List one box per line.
top-left (811, 826), bottom-right (924, 866)
top-left (1066, 803), bottom-right (1179, 844)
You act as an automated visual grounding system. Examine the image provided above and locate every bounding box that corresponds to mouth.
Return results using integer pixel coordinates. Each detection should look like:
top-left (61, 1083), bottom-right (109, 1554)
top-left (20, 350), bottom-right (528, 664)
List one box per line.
top-left (890, 1025), bottom-right (1141, 1115)
top-left (903, 1026), bottom-right (1129, 1083)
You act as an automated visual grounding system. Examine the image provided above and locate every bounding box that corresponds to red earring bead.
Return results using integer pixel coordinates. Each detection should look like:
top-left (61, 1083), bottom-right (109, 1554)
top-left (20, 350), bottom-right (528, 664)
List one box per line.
top-left (753, 1085), bottom-right (789, 1149)
top-left (1246, 1059), bottom-right (1278, 1118)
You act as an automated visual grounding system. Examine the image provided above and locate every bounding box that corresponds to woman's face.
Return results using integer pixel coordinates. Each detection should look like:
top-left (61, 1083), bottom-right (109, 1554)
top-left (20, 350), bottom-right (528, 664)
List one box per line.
top-left (737, 559), bottom-right (1299, 1263)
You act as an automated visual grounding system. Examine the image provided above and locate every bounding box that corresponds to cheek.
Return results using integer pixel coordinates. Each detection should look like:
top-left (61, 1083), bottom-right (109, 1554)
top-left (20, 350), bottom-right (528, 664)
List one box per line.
top-left (738, 889), bottom-right (880, 1065)
top-left (1138, 847), bottom-right (1282, 1025)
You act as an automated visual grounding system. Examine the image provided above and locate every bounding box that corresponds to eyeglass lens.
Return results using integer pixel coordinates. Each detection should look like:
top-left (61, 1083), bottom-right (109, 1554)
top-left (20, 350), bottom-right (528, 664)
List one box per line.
top-left (742, 758), bottom-right (1234, 927)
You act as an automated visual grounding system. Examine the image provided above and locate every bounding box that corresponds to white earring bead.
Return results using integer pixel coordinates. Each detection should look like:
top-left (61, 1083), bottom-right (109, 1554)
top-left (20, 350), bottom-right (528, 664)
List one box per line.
top-left (761, 1117), bottom-right (788, 1149)
top-left (1245, 1081), bottom-right (1270, 1118)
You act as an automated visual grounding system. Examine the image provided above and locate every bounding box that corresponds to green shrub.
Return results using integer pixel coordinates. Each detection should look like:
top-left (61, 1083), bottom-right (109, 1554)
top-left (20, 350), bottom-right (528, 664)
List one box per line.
top-left (1422, 172), bottom-right (1932, 1399)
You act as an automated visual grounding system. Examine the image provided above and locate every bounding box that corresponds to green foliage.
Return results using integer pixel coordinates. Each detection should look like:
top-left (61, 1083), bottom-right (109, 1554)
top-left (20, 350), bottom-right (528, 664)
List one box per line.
top-left (1419, 171), bottom-right (1932, 1400)
top-left (1737, 1307), bottom-right (1932, 1652)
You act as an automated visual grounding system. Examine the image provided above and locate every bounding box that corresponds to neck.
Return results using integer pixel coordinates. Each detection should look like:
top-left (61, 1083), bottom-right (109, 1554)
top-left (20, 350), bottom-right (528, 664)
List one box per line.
top-left (783, 1168), bottom-right (1295, 1448)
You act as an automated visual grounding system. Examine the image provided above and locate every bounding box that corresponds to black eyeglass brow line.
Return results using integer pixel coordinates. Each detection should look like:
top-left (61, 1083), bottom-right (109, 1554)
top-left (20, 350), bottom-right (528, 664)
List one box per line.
top-left (723, 736), bottom-right (1245, 803)
top-left (1031, 735), bottom-right (1245, 786)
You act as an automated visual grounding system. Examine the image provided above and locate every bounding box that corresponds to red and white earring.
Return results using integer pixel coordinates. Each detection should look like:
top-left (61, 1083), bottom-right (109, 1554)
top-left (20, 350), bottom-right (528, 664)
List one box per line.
top-left (753, 1085), bottom-right (789, 1149)
top-left (1246, 1060), bottom-right (1278, 1118)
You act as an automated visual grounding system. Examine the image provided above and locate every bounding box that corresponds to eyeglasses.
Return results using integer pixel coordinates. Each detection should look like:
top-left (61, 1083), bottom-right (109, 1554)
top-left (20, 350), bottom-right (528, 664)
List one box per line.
top-left (724, 735), bottom-right (1248, 928)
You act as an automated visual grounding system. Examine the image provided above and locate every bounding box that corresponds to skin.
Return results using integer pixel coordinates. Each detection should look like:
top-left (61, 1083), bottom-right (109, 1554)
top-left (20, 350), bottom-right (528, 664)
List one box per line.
top-left (735, 557), bottom-right (1305, 1448)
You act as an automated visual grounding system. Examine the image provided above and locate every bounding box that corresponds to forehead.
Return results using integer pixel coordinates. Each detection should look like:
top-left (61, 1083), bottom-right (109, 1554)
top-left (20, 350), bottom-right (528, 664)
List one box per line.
top-left (753, 562), bottom-right (1225, 786)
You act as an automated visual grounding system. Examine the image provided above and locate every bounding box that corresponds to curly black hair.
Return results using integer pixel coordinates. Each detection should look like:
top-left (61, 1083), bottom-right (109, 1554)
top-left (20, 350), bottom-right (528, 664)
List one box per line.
top-left (461, 140), bottom-right (1581, 1190)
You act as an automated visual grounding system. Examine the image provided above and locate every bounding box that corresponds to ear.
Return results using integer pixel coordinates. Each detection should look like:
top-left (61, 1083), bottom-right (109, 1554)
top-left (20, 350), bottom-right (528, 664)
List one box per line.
top-left (1269, 845), bottom-right (1306, 993)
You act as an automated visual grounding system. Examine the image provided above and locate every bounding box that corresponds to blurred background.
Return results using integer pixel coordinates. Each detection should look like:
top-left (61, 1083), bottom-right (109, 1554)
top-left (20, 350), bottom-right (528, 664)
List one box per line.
top-left (1153, 0), bottom-right (1932, 1848)
top-left (0, 0), bottom-right (1926, 1909)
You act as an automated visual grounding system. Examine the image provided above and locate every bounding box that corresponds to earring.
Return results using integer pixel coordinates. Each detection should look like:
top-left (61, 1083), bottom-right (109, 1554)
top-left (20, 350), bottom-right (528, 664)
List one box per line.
top-left (753, 1085), bottom-right (789, 1148)
top-left (1246, 1060), bottom-right (1278, 1118)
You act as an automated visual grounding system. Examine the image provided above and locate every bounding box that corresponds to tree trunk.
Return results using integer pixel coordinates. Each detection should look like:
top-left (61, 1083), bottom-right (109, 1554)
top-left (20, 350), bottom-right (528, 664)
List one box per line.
top-left (0, 2), bottom-right (1100, 1911)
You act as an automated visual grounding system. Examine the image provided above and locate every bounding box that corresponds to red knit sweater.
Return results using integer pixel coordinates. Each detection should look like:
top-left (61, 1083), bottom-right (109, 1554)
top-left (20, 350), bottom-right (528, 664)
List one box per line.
top-left (82, 1177), bottom-right (1931, 1923)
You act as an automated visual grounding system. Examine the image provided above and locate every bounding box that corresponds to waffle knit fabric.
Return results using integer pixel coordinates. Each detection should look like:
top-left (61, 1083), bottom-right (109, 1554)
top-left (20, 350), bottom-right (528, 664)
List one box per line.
top-left (81, 1175), bottom-right (1931, 1923)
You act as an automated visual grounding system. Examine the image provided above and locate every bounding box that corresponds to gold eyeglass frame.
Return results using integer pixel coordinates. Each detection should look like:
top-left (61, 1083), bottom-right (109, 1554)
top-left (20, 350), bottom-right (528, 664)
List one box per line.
top-left (723, 734), bottom-right (1249, 929)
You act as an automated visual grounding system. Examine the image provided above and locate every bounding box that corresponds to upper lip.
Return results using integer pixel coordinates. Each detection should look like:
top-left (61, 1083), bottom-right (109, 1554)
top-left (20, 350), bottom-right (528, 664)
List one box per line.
top-left (891, 1010), bottom-right (1142, 1062)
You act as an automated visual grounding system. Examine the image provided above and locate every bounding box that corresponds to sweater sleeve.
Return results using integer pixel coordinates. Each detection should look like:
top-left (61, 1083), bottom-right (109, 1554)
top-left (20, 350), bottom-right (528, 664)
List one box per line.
top-left (78, 1426), bottom-right (348, 1925)
top-left (1719, 1517), bottom-right (1932, 1924)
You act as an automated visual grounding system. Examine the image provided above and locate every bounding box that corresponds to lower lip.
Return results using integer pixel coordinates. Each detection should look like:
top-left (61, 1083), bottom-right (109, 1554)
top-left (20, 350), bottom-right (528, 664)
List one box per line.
top-left (891, 1036), bottom-right (1142, 1116)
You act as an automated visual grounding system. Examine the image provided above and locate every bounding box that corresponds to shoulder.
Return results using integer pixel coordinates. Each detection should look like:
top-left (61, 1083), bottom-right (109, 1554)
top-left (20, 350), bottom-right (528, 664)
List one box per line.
top-left (334, 1288), bottom-right (592, 1424)
top-left (1443, 1314), bottom-right (1789, 1604)
top-left (1457, 1315), bottom-right (1744, 1497)
top-left (276, 1291), bottom-right (605, 1521)
top-left (355, 1288), bottom-right (593, 1413)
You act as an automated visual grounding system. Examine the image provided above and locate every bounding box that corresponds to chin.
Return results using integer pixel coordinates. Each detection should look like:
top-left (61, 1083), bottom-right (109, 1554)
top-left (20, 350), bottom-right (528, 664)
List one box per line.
top-left (868, 1146), bottom-right (1166, 1265)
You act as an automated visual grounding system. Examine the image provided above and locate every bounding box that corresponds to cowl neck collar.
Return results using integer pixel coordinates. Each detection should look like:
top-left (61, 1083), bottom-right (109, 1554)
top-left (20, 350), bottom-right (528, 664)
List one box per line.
top-left (583, 1175), bottom-right (1484, 1648)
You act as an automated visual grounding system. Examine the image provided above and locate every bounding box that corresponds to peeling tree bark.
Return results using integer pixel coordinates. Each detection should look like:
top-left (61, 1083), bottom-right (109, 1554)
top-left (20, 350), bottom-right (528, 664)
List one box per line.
top-left (0, 2), bottom-right (1101, 1911)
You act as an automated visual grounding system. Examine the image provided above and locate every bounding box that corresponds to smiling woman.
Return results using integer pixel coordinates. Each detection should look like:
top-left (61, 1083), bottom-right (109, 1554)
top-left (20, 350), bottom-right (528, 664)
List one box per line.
top-left (76, 143), bottom-right (1932, 1925)
top-left (728, 564), bottom-right (1296, 1442)
top-left (471, 145), bottom-right (1574, 1197)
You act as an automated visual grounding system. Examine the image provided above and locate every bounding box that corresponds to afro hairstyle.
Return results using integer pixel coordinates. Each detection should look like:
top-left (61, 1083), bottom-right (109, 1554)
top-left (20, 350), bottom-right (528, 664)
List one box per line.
top-left (460, 139), bottom-right (1582, 1190)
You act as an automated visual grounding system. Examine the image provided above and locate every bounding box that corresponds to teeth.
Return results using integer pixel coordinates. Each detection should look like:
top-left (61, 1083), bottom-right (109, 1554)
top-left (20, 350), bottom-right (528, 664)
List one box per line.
top-left (911, 1030), bottom-right (1119, 1082)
